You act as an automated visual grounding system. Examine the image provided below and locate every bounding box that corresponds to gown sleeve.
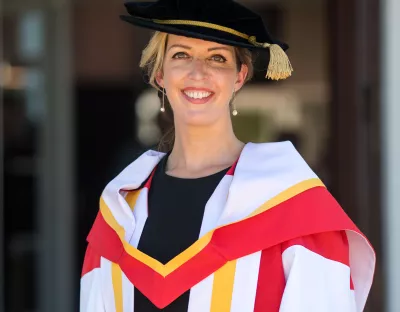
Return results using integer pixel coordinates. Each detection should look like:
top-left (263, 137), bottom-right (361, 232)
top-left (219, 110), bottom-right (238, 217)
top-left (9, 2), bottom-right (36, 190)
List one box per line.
top-left (279, 231), bottom-right (357, 312)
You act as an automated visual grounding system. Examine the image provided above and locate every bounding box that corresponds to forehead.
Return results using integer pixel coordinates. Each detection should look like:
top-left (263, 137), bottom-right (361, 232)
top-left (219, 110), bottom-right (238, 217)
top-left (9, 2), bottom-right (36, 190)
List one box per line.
top-left (166, 34), bottom-right (235, 52)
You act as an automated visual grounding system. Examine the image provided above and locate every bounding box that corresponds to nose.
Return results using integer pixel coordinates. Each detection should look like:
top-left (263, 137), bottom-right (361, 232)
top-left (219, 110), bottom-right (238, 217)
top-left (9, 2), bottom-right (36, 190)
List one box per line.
top-left (188, 58), bottom-right (208, 80)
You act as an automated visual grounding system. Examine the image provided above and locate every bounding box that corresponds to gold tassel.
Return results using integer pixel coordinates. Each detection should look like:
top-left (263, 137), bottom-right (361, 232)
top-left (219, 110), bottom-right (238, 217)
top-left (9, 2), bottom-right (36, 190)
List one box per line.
top-left (248, 37), bottom-right (293, 80)
top-left (264, 43), bottom-right (293, 80)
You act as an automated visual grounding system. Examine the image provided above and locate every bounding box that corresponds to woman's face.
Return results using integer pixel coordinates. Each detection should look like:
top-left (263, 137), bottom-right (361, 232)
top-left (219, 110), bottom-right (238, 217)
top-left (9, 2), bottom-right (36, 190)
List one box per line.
top-left (156, 34), bottom-right (248, 127)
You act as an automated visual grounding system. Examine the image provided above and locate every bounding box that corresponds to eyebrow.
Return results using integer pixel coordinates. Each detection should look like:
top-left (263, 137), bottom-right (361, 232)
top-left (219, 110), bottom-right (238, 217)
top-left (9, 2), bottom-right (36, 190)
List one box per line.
top-left (167, 44), bottom-right (232, 53)
top-left (167, 44), bottom-right (191, 51)
top-left (207, 46), bottom-right (232, 53)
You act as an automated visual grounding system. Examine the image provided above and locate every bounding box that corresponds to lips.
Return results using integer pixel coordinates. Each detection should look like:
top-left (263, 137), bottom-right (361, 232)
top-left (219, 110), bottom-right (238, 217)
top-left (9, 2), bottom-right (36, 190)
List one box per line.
top-left (183, 90), bottom-right (211, 99)
top-left (181, 88), bottom-right (215, 104)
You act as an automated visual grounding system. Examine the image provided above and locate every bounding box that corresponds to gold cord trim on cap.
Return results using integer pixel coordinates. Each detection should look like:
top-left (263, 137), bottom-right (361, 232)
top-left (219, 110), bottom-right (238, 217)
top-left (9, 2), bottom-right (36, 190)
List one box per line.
top-left (153, 19), bottom-right (263, 45)
top-left (150, 18), bottom-right (293, 80)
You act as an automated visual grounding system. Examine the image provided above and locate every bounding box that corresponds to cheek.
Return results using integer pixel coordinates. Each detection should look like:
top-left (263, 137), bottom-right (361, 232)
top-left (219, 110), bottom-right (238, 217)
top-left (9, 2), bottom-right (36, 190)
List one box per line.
top-left (211, 67), bottom-right (238, 92)
top-left (163, 62), bottom-right (189, 84)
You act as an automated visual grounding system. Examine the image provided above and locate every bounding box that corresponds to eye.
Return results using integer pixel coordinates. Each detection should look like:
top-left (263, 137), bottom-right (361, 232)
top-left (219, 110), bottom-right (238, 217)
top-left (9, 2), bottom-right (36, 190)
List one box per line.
top-left (210, 54), bottom-right (227, 63)
top-left (172, 52), bottom-right (190, 59)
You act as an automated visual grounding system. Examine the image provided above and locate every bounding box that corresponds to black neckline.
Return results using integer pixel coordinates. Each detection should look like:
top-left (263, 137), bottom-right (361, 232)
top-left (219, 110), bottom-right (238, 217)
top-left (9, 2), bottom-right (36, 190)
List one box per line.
top-left (159, 152), bottom-right (231, 181)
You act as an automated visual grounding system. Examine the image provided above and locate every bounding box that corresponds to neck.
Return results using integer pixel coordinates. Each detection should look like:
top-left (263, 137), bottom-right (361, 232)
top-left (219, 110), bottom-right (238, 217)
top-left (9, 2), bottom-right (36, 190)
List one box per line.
top-left (167, 118), bottom-right (245, 175)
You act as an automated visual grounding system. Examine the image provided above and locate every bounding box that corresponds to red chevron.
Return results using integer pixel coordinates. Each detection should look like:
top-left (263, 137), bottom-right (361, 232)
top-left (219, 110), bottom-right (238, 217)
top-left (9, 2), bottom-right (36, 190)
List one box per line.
top-left (87, 186), bottom-right (364, 308)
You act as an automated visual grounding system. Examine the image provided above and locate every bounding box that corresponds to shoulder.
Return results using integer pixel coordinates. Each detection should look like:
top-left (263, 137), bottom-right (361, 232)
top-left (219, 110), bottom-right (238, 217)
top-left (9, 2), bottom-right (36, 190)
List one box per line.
top-left (105, 147), bottom-right (165, 189)
top-left (280, 231), bottom-right (354, 291)
top-left (281, 231), bottom-right (350, 268)
top-left (241, 141), bottom-right (317, 180)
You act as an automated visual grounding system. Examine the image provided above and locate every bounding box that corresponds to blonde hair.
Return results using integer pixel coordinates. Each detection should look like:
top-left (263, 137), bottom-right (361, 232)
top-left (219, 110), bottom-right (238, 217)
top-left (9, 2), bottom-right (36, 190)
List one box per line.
top-left (139, 31), bottom-right (254, 151)
top-left (139, 31), bottom-right (254, 90)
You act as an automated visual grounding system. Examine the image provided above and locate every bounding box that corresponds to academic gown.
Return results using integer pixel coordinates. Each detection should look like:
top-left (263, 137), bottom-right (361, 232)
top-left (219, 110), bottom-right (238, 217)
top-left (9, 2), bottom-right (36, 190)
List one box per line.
top-left (80, 141), bottom-right (375, 312)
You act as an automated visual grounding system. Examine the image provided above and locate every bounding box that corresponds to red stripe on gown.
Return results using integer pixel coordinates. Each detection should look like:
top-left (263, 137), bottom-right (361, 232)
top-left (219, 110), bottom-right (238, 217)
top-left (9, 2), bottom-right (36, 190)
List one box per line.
top-left (254, 245), bottom-right (286, 311)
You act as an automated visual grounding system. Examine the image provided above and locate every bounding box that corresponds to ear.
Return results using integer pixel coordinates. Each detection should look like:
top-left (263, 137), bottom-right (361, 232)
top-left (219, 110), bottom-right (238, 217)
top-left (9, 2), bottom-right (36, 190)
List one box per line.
top-left (234, 64), bottom-right (248, 92)
top-left (155, 71), bottom-right (164, 89)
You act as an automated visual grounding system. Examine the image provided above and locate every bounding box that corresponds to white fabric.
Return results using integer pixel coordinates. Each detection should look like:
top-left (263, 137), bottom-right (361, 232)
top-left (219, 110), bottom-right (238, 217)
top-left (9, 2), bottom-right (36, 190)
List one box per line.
top-left (216, 142), bottom-right (318, 227)
top-left (230, 251), bottom-right (262, 312)
top-left (100, 258), bottom-right (117, 312)
top-left (346, 230), bottom-right (376, 310)
top-left (198, 175), bottom-right (233, 236)
top-left (187, 274), bottom-right (214, 312)
top-left (102, 149), bottom-right (165, 242)
top-left (281, 245), bottom-right (357, 312)
top-left (122, 271), bottom-right (134, 312)
top-left (128, 188), bottom-right (149, 248)
top-left (80, 268), bottom-right (105, 312)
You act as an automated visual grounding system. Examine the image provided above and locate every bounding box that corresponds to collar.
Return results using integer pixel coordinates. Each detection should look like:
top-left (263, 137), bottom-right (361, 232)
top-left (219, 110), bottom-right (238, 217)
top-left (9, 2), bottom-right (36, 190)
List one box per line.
top-left (100, 141), bottom-right (319, 241)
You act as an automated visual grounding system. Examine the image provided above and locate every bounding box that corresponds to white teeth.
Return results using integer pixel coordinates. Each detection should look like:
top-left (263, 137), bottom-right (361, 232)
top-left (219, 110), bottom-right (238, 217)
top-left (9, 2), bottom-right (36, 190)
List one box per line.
top-left (184, 90), bottom-right (212, 99)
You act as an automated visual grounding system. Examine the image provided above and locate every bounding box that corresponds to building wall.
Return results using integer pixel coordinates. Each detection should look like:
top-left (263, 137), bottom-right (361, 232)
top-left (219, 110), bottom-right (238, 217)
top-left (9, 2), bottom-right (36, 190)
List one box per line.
top-left (73, 0), bottom-right (150, 83)
top-left (283, 0), bottom-right (329, 84)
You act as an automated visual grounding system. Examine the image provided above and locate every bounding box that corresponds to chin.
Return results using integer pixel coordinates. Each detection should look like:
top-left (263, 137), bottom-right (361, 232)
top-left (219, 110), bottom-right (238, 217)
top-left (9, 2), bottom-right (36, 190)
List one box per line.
top-left (180, 112), bottom-right (220, 127)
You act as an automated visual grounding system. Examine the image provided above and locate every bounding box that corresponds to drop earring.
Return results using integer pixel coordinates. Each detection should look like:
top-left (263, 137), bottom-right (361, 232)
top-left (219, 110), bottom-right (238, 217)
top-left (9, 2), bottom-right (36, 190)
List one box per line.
top-left (160, 88), bottom-right (166, 112)
top-left (231, 90), bottom-right (238, 116)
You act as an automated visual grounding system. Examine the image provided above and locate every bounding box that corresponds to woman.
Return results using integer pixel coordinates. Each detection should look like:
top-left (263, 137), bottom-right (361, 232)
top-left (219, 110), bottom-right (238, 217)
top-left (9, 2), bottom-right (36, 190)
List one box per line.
top-left (80, 0), bottom-right (375, 311)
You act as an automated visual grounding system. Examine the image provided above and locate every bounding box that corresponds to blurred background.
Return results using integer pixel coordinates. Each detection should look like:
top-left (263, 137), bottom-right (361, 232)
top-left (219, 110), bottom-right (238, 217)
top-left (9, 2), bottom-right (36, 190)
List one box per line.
top-left (1, 0), bottom-right (399, 311)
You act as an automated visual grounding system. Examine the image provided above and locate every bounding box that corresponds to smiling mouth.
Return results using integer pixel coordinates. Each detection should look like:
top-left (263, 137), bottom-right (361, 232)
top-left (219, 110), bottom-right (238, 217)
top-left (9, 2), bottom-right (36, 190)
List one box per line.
top-left (183, 90), bottom-right (212, 99)
top-left (181, 89), bottom-right (215, 104)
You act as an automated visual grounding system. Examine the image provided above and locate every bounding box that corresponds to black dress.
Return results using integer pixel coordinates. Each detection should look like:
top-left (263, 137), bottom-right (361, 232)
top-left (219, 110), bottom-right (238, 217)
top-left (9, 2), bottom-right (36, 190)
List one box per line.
top-left (134, 154), bottom-right (230, 311)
